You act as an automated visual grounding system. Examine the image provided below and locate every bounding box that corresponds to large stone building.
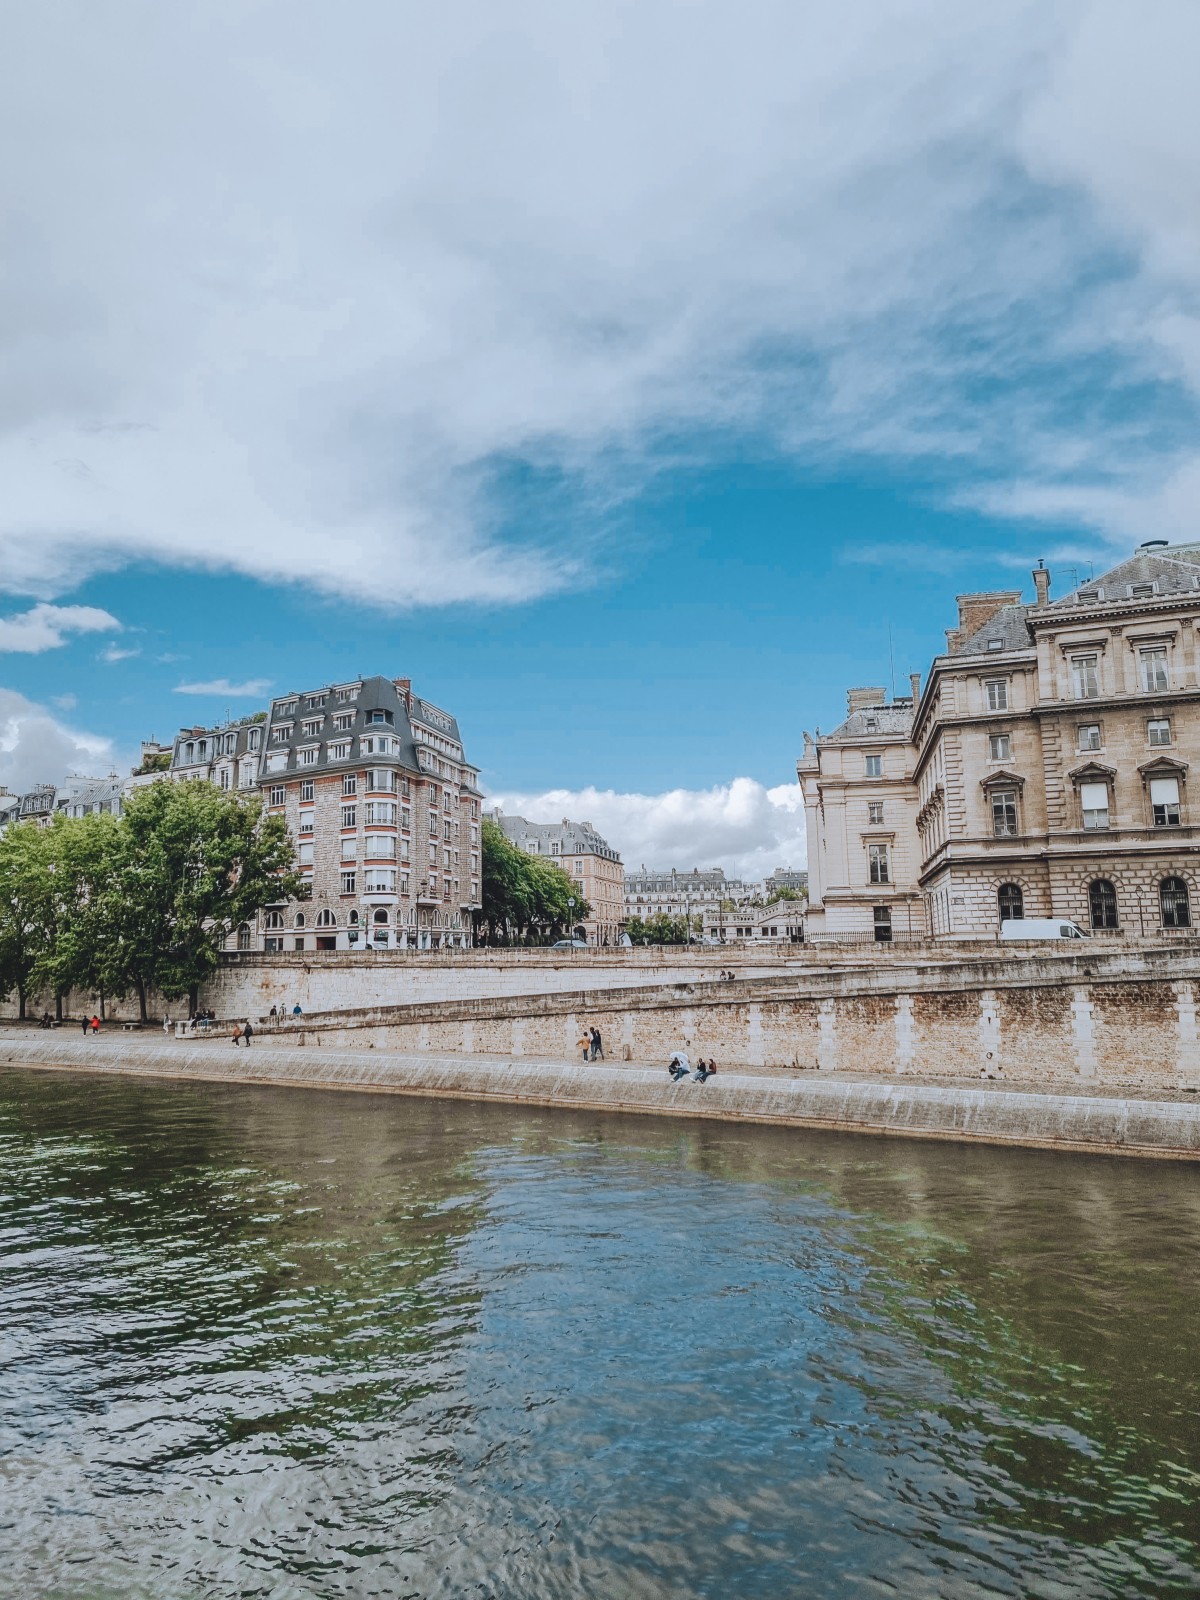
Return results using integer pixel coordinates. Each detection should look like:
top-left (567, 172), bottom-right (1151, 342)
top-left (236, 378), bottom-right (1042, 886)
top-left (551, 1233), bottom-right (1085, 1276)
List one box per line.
top-left (493, 812), bottom-right (625, 945)
top-left (169, 717), bottom-right (264, 791)
top-left (256, 676), bottom-right (483, 952)
top-left (624, 867), bottom-right (756, 924)
top-left (800, 540), bottom-right (1200, 941)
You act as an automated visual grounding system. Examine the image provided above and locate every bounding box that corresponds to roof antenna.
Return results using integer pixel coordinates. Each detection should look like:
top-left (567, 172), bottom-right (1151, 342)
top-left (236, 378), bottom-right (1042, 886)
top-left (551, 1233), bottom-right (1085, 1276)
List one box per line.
top-left (888, 620), bottom-right (896, 701)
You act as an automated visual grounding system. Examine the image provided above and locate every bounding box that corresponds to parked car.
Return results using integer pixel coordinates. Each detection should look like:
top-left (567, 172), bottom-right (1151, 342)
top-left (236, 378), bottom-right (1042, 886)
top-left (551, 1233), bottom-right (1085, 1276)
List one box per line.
top-left (551, 938), bottom-right (589, 949)
top-left (999, 918), bottom-right (1089, 941)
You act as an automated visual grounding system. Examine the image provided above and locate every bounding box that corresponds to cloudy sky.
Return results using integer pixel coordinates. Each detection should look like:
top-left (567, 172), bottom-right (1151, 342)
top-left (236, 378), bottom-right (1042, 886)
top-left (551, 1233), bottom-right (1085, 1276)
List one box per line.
top-left (2, 1), bottom-right (1197, 873)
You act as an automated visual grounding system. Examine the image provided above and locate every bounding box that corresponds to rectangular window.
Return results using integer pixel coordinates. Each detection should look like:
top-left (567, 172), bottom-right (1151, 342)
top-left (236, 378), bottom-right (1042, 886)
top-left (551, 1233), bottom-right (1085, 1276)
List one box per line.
top-left (366, 835), bottom-right (397, 859)
top-left (341, 871), bottom-right (356, 895)
top-left (302, 719), bottom-right (322, 738)
top-left (329, 741), bottom-right (351, 761)
top-left (401, 807), bottom-right (411, 830)
top-left (333, 713), bottom-right (354, 731)
top-left (401, 874), bottom-right (410, 895)
top-left (341, 837), bottom-right (357, 860)
top-left (300, 779), bottom-right (314, 802)
top-left (1151, 776), bottom-right (1181, 826)
top-left (991, 789), bottom-right (1018, 837)
top-left (985, 679), bottom-right (1008, 711)
top-left (1072, 654), bottom-right (1100, 699)
top-left (298, 811), bottom-right (313, 835)
top-left (341, 804), bottom-right (357, 828)
top-left (336, 687), bottom-right (358, 703)
top-left (367, 769), bottom-right (396, 792)
top-left (298, 841), bottom-right (314, 865)
top-left (306, 694), bottom-right (326, 710)
top-left (429, 814), bottom-right (439, 835)
top-left (219, 768), bottom-right (230, 789)
top-left (248, 728), bottom-right (260, 751)
top-left (1077, 724), bottom-right (1101, 753)
top-left (428, 843), bottom-right (437, 864)
top-left (865, 754), bottom-right (882, 778)
top-left (988, 733), bottom-right (1011, 761)
top-left (868, 843), bottom-right (890, 884)
top-left (1148, 718), bottom-right (1172, 747)
top-left (364, 867), bottom-right (397, 892)
top-left (342, 774), bottom-right (357, 797)
top-left (1140, 647), bottom-right (1169, 693)
top-left (1080, 781), bottom-right (1109, 830)
top-left (272, 725), bottom-right (291, 743)
top-left (269, 785), bottom-right (286, 807)
top-left (365, 801), bottom-right (397, 825)
top-left (299, 747), bottom-right (318, 766)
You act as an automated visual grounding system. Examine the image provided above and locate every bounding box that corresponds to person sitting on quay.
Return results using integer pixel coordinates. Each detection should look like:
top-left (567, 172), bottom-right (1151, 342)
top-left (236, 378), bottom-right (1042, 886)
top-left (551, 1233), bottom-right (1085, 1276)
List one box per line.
top-left (695, 1058), bottom-right (716, 1083)
top-left (668, 1054), bottom-right (690, 1081)
top-left (292, 1003), bottom-right (302, 1017)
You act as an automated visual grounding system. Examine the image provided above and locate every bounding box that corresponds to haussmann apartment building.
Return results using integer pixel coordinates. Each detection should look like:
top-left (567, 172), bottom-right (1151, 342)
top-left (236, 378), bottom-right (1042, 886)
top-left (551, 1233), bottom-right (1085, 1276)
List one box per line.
top-left (799, 539), bottom-right (1200, 942)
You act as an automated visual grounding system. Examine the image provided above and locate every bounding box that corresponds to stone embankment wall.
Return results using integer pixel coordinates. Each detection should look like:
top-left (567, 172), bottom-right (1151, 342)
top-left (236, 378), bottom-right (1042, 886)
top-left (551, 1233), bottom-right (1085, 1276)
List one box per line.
top-left (5, 1036), bottom-right (1199, 1161)
top-left (253, 946), bottom-right (1200, 1094)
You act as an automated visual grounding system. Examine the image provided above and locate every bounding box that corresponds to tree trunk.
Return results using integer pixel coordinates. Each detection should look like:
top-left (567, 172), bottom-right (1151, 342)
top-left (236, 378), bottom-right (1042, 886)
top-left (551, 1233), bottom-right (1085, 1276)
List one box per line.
top-left (99, 987), bottom-right (106, 1022)
top-left (189, 983), bottom-right (199, 1018)
top-left (55, 992), bottom-right (63, 1022)
top-left (135, 975), bottom-right (148, 1024)
top-left (17, 982), bottom-right (25, 1021)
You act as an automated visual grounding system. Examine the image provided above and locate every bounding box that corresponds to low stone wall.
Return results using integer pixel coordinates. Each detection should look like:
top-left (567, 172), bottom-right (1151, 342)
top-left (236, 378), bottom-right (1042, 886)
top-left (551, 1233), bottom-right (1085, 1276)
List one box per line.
top-left (250, 946), bottom-right (1200, 1093)
top-left (4, 1036), bottom-right (1198, 1161)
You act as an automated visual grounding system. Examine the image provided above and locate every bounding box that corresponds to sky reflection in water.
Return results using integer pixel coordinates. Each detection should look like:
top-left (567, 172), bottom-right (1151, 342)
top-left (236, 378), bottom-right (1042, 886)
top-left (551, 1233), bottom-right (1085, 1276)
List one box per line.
top-left (0, 1067), bottom-right (1197, 1599)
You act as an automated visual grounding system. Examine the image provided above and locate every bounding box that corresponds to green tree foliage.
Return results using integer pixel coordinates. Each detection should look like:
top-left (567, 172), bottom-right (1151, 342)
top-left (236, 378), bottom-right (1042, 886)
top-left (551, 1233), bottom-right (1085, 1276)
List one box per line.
top-left (767, 886), bottom-right (803, 904)
top-left (0, 785), bottom-right (304, 1020)
top-left (476, 817), bottom-right (591, 943)
top-left (623, 913), bottom-right (690, 945)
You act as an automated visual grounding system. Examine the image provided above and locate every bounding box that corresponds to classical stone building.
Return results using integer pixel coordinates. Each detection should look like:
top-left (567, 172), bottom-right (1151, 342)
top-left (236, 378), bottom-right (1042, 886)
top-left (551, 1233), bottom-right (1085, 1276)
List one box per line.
top-left (256, 676), bottom-right (483, 952)
top-left (624, 867), bottom-right (755, 925)
top-left (169, 717), bottom-right (263, 791)
top-left (493, 812), bottom-right (625, 945)
top-left (801, 540), bottom-right (1200, 941)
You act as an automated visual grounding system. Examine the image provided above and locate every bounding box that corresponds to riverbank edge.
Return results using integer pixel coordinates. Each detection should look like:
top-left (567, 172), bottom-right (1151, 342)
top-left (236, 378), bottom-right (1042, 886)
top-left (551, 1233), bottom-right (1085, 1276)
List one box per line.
top-left (4, 1037), bottom-right (1200, 1161)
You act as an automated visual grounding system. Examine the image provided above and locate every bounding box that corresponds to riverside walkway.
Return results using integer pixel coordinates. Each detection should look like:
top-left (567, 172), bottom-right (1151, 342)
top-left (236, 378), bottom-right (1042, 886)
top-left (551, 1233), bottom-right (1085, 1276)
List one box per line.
top-left (3, 1031), bottom-right (1199, 1161)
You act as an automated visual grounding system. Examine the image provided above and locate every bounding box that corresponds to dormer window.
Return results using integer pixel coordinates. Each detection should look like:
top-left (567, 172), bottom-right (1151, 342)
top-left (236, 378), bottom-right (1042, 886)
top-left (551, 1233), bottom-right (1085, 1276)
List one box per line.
top-left (366, 709), bottom-right (394, 726)
top-left (1129, 583), bottom-right (1155, 599)
top-left (986, 638), bottom-right (1003, 652)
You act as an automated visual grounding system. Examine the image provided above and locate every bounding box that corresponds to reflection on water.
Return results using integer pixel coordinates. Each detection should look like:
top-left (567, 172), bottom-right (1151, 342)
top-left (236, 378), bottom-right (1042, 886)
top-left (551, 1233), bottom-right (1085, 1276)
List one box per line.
top-left (0, 1067), bottom-right (1197, 1599)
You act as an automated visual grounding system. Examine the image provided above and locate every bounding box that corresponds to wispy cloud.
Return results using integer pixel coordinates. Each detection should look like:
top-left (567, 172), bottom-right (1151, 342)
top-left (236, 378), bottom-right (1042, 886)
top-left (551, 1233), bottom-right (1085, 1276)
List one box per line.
top-left (0, 603), bottom-right (121, 653)
top-left (99, 642), bottom-right (140, 662)
top-left (0, 3), bottom-right (1197, 607)
top-left (175, 678), bottom-right (271, 698)
top-left (489, 778), bottom-right (806, 881)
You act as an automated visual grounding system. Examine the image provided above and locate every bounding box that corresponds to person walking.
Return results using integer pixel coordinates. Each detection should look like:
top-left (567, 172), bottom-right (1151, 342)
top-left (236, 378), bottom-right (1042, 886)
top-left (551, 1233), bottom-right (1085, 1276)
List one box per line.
top-left (243, 1021), bottom-right (253, 1047)
top-left (90, 1016), bottom-right (100, 1034)
top-left (577, 1028), bottom-right (592, 1063)
top-left (162, 1014), bottom-right (171, 1035)
top-left (81, 1015), bottom-right (90, 1036)
top-left (590, 1026), bottom-right (604, 1062)
top-left (231, 1024), bottom-right (242, 1046)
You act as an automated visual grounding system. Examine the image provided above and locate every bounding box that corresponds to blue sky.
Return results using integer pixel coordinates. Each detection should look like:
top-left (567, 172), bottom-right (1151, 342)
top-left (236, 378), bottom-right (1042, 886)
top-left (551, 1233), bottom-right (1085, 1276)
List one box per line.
top-left (1, 2), bottom-right (1196, 874)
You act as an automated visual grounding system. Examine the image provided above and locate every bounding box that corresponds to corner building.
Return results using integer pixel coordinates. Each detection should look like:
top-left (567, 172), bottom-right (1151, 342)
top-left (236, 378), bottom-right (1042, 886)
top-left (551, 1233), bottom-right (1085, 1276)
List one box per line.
top-left (801, 541), bottom-right (1200, 941)
top-left (258, 676), bottom-right (483, 951)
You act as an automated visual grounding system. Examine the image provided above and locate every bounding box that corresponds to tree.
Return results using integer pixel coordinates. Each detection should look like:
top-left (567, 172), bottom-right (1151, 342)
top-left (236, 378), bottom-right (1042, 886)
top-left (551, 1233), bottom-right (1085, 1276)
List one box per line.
top-left (767, 886), bottom-right (802, 904)
top-left (0, 823), bottom-right (59, 1020)
top-left (476, 818), bottom-right (591, 943)
top-left (31, 811), bottom-right (125, 1019)
top-left (624, 913), bottom-right (689, 945)
top-left (112, 783), bottom-right (304, 1016)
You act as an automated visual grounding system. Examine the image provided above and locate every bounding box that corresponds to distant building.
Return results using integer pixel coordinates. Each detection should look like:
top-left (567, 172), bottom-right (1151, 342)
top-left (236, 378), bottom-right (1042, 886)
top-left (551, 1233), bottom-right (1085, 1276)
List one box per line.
top-left (169, 716), bottom-right (264, 791)
top-left (624, 867), bottom-right (756, 925)
top-left (702, 900), bottom-right (805, 945)
top-left (55, 774), bottom-right (126, 819)
top-left (493, 812), bottom-right (625, 945)
top-left (765, 868), bottom-right (808, 898)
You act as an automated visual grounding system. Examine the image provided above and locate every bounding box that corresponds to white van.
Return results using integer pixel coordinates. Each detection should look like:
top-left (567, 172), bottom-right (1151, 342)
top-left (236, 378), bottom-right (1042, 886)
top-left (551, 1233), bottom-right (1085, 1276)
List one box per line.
top-left (1000, 918), bottom-right (1089, 941)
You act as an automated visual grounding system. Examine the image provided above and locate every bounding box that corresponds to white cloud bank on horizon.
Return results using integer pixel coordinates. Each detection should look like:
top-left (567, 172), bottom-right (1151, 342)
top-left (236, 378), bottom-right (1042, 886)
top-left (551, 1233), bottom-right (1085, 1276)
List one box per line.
top-left (1, 3), bottom-right (1199, 608)
top-left (0, 689), bottom-right (120, 791)
top-left (489, 779), bottom-right (807, 882)
top-left (175, 678), bottom-right (272, 698)
top-left (0, 603), bottom-right (121, 653)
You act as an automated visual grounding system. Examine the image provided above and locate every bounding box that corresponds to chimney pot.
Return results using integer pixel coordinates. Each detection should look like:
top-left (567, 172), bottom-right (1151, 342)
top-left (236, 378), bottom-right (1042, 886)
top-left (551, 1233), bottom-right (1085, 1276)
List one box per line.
top-left (1032, 564), bottom-right (1051, 607)
top-left (909, 672), bottom-right (921, 702)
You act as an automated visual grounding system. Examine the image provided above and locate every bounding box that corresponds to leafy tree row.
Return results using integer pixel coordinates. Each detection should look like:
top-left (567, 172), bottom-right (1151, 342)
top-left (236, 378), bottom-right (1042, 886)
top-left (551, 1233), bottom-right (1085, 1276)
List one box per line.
top-left (474, 817), bottom-right (592, 944)
top-left (623, 913), bottom-right (700, 945)
top-left (0, 781), bottom-right (303, 1021)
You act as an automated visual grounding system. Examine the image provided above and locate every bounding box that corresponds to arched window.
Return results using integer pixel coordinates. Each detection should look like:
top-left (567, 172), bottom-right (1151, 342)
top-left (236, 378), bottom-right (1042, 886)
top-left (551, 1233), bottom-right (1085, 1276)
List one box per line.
top-left (264, 911), bottom-right (283, 930)
top-left (294, 912), bottom-right (306, 929)
top-left (1088, 879), bottom-right (1118, 930)
top-left (315, 909), bottom-right (336, 928)
top-left (236, 923), bottom-right (252, 949)
top-left (1160, 877), bottom-right (1191, 929)
top-left (373, 908), bottom-right (389, 925)
top-left (997, 883), bottom-right (1024, 923)
top-left (348, 909), bottom-right (359, 925)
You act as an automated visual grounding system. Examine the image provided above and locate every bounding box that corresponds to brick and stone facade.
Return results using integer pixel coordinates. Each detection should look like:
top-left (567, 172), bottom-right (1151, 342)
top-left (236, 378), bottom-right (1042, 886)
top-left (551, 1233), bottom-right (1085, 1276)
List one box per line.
top-left (256, 676), bottom-right (483, 952)
top-left (493, 812), bottom-right (625, 945)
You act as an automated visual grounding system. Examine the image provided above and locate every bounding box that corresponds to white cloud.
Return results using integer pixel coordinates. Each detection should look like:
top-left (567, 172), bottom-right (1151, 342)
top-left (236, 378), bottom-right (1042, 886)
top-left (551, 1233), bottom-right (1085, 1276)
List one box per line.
top-left (175, 678), bottom-right (271, 698)
top-left (99, 642), bottom-right (140, 662)
top-left (0, 3), bottom-right (1197, 606)
top-left (0, 688), bottom-right (119, 790)
top-left (0, 603), bottom-right (121, 653)
top-left (489, 778), bottom-right (807, 882)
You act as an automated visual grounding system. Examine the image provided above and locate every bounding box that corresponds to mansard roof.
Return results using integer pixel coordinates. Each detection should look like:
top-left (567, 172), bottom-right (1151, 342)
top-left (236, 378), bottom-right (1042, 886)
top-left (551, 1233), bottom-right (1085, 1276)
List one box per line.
top-left (821, 704), bottom-right (914, 742)
top-left (1047, 541), bottom-right (1200, 611)
top-left (954, 604), bottom-right (1033, 657)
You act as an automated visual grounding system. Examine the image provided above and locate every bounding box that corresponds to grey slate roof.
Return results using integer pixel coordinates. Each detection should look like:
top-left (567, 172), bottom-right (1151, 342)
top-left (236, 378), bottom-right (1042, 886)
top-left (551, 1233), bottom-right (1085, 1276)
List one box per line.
top-left (494, 812), bottom-right (622, 863)
top-left (955, 604), bottom-right (1034, 657)
top-left (1047, 541), bottom-right (1200, 610)
top-left (56, 775), bottom-right (125, 816)
top-left (822, 704), bottom-right (914, 742)
top-left (261, 676), bottom-right (421, 780)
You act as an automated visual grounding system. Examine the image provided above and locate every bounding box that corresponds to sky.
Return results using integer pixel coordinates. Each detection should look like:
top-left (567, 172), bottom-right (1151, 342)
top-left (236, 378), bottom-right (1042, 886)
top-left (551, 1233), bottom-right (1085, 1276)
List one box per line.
top-left (2, 1), bottom-right (1198, 876)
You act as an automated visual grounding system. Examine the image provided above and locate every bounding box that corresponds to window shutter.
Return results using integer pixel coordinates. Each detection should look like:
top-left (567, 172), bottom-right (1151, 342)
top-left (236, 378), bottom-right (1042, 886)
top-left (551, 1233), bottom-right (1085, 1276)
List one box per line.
top-left (1150, 777), bottom-right (1180, 805)
top-left (1079, 782), bottom-right (1108, 809)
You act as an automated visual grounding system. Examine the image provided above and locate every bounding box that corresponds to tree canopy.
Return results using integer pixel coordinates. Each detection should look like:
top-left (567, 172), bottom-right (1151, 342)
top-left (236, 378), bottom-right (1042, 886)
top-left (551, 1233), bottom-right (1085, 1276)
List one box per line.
top-left (476, 817), bottom-right (592, 943)
top-left (0, 783), bottom-right (304, 1019)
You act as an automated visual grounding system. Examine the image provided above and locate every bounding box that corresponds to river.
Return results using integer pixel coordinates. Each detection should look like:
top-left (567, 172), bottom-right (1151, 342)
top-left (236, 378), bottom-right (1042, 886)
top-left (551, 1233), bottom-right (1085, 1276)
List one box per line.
top-left (1, 1065), bottom-right (1197, 1598)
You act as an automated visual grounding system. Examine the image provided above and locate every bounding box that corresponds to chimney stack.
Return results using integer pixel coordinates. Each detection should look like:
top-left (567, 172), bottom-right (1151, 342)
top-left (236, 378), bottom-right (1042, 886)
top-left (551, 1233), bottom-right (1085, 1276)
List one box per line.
top-left (846, 686), bottom-right (887, 715)
top-left (909, 672), bottom-right (921, 703)
top-left (1033, 561), bottom-right (1051, 607)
